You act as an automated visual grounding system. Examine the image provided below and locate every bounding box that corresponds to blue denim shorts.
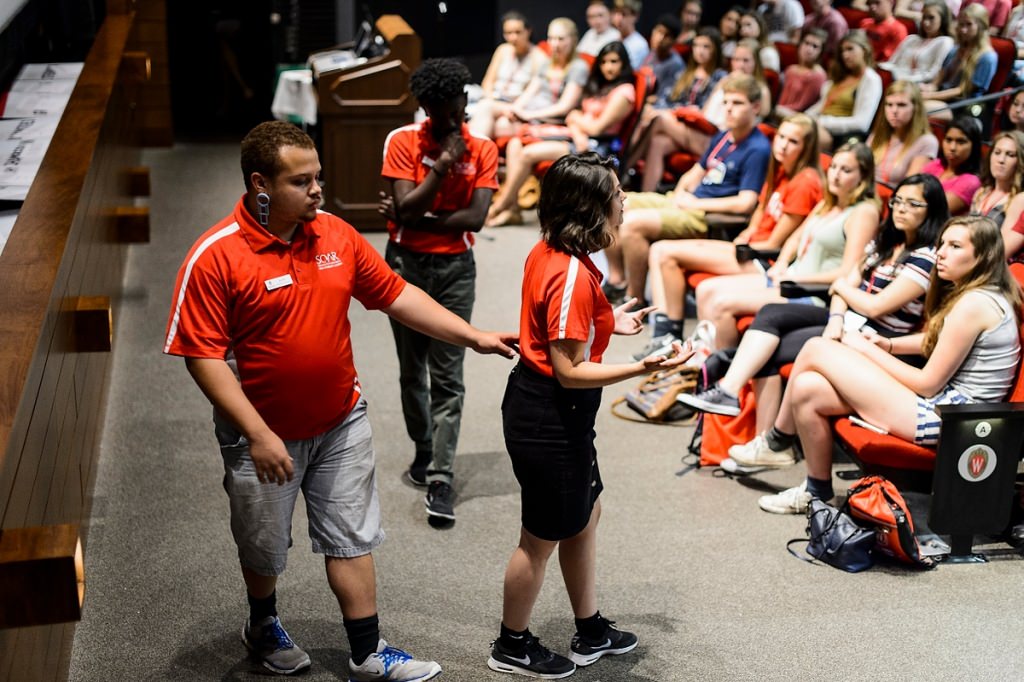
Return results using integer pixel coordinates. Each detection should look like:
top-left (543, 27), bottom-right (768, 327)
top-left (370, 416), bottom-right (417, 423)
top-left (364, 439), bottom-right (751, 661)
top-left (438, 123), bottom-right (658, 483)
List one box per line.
top-left (215, 398), bottom-right (384, 576)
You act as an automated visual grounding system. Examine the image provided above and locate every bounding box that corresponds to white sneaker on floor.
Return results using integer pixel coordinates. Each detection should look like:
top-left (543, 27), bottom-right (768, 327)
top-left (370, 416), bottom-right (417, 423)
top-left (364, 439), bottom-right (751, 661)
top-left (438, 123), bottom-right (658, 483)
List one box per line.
top-left (348, 639), bottom-right (441, 681)
top-left (758, 481), bottom-right (812, 515)
top-left (729, 434), bottom-right (797, 468)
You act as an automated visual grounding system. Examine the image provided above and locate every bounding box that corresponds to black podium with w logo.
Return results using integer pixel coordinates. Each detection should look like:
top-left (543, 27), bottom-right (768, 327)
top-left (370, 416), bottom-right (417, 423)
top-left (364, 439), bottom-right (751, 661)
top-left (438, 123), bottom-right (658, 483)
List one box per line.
top-left (929, 403), bottom-right (1024, 562)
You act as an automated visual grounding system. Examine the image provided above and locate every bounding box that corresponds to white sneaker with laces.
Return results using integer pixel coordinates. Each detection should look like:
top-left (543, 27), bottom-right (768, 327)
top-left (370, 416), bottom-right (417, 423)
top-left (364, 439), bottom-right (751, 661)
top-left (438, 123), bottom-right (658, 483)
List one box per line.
top-left (758, 481), bottom-right (813, 515)
top-left (348, 639), bottom-right (441, 682)
top-left (729, 434), bottom-right (797, 468)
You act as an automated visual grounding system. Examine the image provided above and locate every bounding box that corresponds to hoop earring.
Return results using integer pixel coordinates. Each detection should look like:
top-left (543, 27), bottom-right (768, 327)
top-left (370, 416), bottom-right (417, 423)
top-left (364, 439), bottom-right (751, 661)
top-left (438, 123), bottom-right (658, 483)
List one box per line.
top-left (256, 192), bottom-right (270, 226)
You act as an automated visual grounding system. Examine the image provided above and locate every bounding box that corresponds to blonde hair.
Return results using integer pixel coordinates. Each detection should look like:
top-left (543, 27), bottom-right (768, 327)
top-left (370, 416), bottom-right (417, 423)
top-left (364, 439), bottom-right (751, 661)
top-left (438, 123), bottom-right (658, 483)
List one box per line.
top-left (923, 215), bottom-right (1023, 355)
top-left (733, 38), bottom-right (767, 87)
top-left (956, 4), bottom-right (992, 95)
top-left (547, 17), bottom-right (580, 65)
top-left (869, 81), bottom-right (930, 170)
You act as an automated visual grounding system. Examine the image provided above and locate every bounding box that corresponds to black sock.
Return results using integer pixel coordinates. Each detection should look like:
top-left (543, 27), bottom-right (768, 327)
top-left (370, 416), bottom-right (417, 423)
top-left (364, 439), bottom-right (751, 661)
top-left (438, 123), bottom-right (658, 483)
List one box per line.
top-left (806, 475), bottom-right (834, 501)
top-left (499, 623), bottom-right (529, 652)
top-left (574, 612), bottom-right (605, 640)
top-left (344, 614), bottom-right (380, 665)
top-left (765, 426), bottom-right (795, 451)
top-left (247, 591), bottom-right (277, 625)
top-left (652, 315), bottom-right (684, 339)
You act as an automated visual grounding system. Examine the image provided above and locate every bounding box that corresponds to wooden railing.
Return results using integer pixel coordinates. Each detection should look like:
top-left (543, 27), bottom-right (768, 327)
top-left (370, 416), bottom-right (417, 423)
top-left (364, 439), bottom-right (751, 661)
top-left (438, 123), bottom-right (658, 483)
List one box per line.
top-left (0, 2), bottom-right (152, 678)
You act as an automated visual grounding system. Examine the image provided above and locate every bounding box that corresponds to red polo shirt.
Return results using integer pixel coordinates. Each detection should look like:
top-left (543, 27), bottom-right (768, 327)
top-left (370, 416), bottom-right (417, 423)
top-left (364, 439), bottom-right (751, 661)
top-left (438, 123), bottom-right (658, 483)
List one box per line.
top-left (164, 196), bottom-right (406, 440)
top-left (519, 240), bottom-right (614, 378)
top-left (380, 121), bottom-right (499, 255)
top-left (750, 166), bottom-right (823, 244)
top-left (859, 16), bottom-right (908, 63)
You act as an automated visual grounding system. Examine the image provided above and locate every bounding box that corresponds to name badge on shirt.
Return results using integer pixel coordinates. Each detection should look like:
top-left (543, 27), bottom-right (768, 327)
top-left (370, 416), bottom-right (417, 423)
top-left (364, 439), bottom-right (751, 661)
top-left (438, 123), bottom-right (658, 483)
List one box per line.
top-left (703, 163), bottom-right (727, 185)
top-left (265, 274), bottom-right (293, 291)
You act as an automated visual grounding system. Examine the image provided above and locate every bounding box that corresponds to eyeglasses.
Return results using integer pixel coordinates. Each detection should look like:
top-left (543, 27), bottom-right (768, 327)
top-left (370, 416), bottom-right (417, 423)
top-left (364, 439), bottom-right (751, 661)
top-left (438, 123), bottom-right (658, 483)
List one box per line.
top-left (888, 196), bottom-right (927, 210)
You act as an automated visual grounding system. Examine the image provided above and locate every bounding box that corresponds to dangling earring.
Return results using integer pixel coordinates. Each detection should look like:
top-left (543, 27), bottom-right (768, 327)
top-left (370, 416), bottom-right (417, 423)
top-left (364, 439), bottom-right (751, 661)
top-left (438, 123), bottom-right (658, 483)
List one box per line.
top-left (256, 191), bottom-right (270, 226)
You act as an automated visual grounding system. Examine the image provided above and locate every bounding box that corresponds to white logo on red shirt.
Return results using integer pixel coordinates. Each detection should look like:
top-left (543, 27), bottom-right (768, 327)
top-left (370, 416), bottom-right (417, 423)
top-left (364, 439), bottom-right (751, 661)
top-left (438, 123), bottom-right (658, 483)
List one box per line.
top-left (315, 251), bottom-right (342, 269)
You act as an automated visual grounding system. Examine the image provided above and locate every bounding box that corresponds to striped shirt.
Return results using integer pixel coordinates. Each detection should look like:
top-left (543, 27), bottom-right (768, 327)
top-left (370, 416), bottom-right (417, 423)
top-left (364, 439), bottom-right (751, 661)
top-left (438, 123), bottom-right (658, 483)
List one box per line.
top-left (860, 244), bottom-right (935, 335)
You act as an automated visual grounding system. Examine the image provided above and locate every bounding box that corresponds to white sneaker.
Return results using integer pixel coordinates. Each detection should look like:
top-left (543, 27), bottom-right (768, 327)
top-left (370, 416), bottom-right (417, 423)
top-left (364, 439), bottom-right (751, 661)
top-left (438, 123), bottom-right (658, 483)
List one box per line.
top-left (729, 434), bottom-right (797, 468)
top-left (758, 481), bottom-right (812, 515)
top-left (719, 457), bottom-right (768, 475)
top-left (348, 639), bottom-right (441, 682)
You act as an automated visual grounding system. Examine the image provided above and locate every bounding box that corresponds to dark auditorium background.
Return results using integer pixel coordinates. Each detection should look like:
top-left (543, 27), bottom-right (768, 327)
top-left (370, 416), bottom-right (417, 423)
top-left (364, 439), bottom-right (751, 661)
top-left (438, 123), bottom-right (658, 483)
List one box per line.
top-left (162, 0), bottom-right (724, 138)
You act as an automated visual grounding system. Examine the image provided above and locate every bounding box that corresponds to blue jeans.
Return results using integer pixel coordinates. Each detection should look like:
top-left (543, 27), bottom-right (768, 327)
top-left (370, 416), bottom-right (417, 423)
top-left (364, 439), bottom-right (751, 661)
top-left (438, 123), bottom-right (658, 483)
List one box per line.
top-left (385, 241), bottom-right (476, 483)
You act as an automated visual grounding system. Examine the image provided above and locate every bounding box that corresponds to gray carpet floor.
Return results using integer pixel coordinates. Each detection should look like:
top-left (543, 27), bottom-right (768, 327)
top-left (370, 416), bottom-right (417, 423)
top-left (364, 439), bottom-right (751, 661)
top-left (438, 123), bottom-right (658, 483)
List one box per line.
top-left (68, 143), bottom-right (1024, 682)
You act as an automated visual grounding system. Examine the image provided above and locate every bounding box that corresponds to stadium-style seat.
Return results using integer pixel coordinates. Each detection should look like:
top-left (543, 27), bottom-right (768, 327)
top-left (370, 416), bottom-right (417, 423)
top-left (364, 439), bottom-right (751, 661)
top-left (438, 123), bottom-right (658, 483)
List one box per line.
top-left (775, 41), bottom-right (798, 71)
top-left (832, 263), bottom-right (1024, 490)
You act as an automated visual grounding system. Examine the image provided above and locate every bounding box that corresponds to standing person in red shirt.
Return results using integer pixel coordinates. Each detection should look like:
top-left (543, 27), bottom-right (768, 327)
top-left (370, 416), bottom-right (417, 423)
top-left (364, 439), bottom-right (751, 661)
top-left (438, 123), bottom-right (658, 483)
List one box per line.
top-left (164, 120), bottom-right (515, 681)
top-left (380, 59), bottom-right (499, 526)
top-left (487, 153), bottom-right (692, 679)
top-left (861, 0), bottom-right (910, 62)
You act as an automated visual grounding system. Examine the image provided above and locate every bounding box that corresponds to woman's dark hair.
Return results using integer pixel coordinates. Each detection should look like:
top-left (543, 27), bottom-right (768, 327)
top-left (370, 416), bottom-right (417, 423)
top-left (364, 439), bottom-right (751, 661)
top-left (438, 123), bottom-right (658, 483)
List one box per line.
top-left (585, 41), bottom-right (634, 96)
top-left (501, 10), bottom-right (531, 31)
top-left (720, 6), bottom-right (745, 40)
top-left (941, 115), bottom-right (983, 175)
top-left (670, 26), bottom-right (721, 101)
top-left (863, 174), bottom-right (948, 275)
top-left (539, 153), bottom-right (619, 254)
top-left (919, 0), bottom-right (951, 38)
top-left (410, 58), bottom-right (472, 107)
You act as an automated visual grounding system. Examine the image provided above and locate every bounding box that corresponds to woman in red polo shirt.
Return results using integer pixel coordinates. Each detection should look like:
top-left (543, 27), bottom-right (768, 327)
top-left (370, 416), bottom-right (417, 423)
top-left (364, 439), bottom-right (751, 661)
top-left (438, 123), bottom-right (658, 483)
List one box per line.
top-left (487, 153), bottom-right (691, 679)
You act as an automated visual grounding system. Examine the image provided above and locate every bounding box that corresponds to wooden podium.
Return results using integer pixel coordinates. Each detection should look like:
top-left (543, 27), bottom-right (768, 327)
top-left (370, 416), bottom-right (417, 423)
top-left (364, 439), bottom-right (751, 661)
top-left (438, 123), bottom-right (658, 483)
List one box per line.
top-left (317, 15), bottom-right (421, 231)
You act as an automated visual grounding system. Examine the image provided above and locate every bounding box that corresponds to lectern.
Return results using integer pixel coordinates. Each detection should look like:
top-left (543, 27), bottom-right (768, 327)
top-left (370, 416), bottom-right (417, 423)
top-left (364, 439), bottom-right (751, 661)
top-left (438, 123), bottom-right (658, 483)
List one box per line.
top-left (317, 15), bottom-right (421, 231)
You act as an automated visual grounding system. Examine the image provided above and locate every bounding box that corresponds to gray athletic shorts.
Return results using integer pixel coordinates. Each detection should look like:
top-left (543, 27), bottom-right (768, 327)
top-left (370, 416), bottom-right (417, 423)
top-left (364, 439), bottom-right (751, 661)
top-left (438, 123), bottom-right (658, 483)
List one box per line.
top-left (215, 398), bottom-right (384, 576)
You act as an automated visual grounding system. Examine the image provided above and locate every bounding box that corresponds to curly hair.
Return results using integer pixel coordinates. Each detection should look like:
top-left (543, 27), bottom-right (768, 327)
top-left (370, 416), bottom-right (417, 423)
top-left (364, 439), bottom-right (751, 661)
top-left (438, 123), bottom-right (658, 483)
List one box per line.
top-left (539, 153), bottom-right (619, 255)
top-left (240, 121), bottom-right (315, 191)
top-left (409, 58), bottom-right (471, 107)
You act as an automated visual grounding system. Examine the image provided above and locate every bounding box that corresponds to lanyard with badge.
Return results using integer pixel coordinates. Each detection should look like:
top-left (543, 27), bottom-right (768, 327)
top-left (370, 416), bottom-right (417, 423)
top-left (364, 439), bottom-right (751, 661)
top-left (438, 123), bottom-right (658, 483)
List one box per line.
top-left (702, 133), bottom-right (735, 186)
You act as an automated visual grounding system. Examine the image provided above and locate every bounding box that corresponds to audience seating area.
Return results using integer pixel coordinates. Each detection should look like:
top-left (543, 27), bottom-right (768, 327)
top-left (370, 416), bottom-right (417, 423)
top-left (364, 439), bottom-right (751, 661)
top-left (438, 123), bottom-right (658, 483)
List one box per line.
top-left (481, 4), bottom-right (1024, 545)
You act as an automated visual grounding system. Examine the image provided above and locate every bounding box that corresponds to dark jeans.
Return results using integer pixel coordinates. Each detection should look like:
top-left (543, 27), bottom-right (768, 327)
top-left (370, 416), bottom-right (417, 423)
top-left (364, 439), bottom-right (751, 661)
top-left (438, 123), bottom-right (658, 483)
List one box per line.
top-left (385, 241), bottom-right (476, 483)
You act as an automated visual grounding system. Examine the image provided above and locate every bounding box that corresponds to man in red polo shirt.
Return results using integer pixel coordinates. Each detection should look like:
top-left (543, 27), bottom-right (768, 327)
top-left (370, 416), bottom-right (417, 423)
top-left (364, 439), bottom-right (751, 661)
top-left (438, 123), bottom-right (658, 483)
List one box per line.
top-left (165, 121), bottom-right (514, 681)
top-left (860, 0), bottom-right (908, 62)
top-left (380, 59), bottom-right (499, 526)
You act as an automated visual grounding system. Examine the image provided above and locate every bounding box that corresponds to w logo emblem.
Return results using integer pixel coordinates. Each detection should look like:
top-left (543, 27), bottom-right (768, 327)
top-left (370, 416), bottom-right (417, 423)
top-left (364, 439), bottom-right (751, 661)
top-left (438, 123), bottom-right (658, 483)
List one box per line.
top-left (957, 444), bottom-right (996, 483)
top-left (967, 449), bottom-right (988, 478)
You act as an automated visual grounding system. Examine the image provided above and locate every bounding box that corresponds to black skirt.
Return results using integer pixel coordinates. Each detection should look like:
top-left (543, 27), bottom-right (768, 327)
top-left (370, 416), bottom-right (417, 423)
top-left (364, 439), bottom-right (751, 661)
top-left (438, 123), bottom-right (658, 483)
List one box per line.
top-left (501, 363), bottom-right (604, 541)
